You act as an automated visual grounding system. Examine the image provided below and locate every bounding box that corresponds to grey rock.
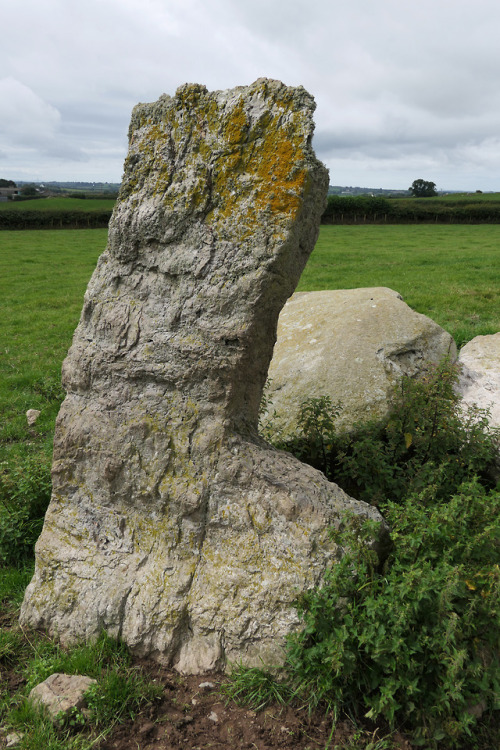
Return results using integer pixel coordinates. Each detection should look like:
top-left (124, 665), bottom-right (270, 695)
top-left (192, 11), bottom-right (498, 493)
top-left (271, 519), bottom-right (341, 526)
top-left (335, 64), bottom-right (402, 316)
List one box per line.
top-left (265, 288), bottom-right (456, 435)
top-left (28, 673), bottom-right (97, 719)
top-left (20, 80), bottom-right (386, 672)
top-left (5, 733), bottom-right (24, 748)
top-left (457, 333), bottom-right (500, 428)
top-left (26, 409), bottom-right (41, 426)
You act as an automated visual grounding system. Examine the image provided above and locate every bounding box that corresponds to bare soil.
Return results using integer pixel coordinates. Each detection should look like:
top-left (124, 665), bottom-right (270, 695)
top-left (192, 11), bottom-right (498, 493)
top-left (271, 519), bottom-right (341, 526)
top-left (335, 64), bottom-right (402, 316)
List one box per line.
top-left (0, 609), bottom-right (414, 750)
top-left (96, 661), bottom-right (414, 750)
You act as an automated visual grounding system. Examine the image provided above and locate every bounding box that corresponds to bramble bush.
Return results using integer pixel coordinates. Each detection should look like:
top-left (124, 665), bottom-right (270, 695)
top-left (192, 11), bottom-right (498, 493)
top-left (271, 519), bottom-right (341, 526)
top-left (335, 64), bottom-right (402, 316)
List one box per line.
top-left (270, 359), bottom-right (499, 506)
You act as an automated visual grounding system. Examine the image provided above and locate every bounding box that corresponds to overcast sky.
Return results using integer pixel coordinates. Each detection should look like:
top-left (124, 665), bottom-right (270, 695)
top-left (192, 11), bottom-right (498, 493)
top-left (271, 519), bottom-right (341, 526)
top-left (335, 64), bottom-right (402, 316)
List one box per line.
top-left (2, 0), bottom-right (500, 190)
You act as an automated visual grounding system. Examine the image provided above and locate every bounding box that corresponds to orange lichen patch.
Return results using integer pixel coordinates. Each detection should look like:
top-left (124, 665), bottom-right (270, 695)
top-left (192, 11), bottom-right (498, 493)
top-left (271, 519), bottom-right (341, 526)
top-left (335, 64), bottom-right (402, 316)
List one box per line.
top-left (206, 102), bottom-right (308, 238)
top-left (223, 98), bottom-right (247, 145)
top-left (120, 84), bottom-right (311, 241)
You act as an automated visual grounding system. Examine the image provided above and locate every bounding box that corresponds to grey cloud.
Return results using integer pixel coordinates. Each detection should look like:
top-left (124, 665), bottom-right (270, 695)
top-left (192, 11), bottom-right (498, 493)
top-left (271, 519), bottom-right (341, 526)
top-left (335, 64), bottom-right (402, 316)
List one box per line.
top-left (2, 0), bottom-right (500, 187)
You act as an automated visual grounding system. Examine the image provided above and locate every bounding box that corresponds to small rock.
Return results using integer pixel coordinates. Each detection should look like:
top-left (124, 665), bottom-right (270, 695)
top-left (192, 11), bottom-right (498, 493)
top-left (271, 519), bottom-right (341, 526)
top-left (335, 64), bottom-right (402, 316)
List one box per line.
top-left (28, 673), bottom-right (97, 720)
top-left (208, 711), bottom-right (218, 723)
top-left (5, 733), bottom-right (24, 748)
top-left (191, 697), bottom-right (198, 705)
top-left (26, 409), bottom-right (41, 426)
top-left (198, 681), bottom-right (215, 690)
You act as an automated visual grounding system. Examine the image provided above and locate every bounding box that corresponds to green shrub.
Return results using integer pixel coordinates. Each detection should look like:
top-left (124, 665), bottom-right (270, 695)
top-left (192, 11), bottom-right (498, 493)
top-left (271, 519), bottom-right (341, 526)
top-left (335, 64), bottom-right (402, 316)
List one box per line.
top-left (271, 359), bottom-right (499, 507)
top-left (334, 359), bottom-right (499, 506)
top-left (250, 359), bottom-right (500, 745)
top-left (0, 450), bottom-right (52, 564)
top-left (286, 482), bottom-right (500, 747)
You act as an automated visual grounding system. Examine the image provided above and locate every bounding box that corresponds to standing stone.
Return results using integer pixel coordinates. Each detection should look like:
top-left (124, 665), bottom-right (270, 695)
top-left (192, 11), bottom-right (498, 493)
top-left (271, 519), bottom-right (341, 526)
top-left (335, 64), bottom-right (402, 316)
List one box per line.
top-left (20, 80), bottom-right (384, 673)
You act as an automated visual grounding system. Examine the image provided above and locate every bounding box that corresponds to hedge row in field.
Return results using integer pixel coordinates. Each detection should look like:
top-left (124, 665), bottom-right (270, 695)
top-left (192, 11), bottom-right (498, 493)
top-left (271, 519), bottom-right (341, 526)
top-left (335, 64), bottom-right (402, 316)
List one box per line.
top-left (0, 209), bottom-right (113, 230)
top-left (2, 199), bottom-right (500, 229)
top-left (321, 195), bottom-right (500, 224)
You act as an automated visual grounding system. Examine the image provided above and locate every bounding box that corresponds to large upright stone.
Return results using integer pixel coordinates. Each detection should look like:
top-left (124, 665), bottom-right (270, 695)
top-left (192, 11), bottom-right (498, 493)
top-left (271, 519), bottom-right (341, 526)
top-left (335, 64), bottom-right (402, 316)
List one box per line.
top-left (21, 80), bottom-right (384, 672)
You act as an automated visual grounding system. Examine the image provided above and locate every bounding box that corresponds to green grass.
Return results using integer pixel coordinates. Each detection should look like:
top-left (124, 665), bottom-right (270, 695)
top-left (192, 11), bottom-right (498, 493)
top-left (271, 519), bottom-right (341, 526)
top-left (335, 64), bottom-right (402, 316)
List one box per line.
top-left (0, 229), bottom-right (106, 454)
top-left (0, 628), bottom-right (163, 750)
top-left (0, 197), bottom-right (116, 212)
top-left (298, 224), bottom-right (499, 347)
top-left (1, 223), bottom-right (497, 463)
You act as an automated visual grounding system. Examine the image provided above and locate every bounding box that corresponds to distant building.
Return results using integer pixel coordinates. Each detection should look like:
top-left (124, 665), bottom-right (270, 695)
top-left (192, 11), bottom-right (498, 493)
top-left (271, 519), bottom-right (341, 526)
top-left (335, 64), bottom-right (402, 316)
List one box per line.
top-left (0, 187), bottom-right (19, 201)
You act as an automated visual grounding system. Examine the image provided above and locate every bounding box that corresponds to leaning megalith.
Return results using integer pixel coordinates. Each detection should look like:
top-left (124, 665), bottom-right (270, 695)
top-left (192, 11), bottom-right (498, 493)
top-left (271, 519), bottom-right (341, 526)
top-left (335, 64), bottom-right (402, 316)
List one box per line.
top-left (21, 79), bottom-right (385, 673)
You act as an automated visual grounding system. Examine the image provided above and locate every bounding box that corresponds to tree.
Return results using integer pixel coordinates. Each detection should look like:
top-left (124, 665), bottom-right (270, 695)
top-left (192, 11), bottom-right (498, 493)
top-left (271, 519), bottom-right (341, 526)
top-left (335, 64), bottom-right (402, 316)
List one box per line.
top-left (409, 179), bottom-right (437, 197)
top-left (19, 184), bottom-right (39, 197)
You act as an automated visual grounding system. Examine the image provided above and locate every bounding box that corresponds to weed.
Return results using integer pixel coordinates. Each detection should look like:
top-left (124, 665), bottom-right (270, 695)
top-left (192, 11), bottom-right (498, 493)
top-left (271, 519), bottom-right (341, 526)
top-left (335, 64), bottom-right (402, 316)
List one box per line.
top-left (0, 450), bottom-right (52, 564)
top-left (221, 664), bottom-right (295, 711)
top-left (285, 481), bottom-right (500, 747)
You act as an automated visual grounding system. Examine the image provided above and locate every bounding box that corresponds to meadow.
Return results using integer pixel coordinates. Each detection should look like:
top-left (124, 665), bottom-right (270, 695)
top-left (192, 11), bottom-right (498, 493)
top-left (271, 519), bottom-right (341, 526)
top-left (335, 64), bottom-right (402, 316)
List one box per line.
top-left (0, 197), bottom-right (116, 212)
top-left (299, 224), bottom-right (499, 348)
top-left (0, 225), bottom-right (498, 749)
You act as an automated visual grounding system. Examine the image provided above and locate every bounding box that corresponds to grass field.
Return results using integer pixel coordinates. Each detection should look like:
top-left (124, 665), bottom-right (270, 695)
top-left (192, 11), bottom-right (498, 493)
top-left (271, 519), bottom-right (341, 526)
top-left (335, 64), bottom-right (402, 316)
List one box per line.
top-left (1, 222), bottom-right (497, 463)
top-left (0, 229), bottom-right (107, 455)
top-left (0, 197), bottom-right (116, 212)
top-left (299, 224), bottom-right (499, 347)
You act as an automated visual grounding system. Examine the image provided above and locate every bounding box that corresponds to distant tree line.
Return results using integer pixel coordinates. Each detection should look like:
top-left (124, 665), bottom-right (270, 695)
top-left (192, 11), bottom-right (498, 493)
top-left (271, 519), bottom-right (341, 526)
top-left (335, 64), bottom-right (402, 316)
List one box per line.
top-left (321, 195), bottom-right (500, 224)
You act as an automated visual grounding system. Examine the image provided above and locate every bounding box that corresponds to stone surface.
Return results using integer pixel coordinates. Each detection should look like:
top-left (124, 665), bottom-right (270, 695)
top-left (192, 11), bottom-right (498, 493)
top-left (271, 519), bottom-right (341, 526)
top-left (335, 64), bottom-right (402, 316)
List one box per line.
top-left (5, 733), bottom-right (24, 748)
top-left (26, 409), bottom-right (41, 426)
top-left (264, 287), bottom-right (457, 435)
top-left (20, 79), bottom-right (385, 672)
top-left (457, 333), bottom-right (500, 428)
top-left (28, 673), bottom-right (97, 719)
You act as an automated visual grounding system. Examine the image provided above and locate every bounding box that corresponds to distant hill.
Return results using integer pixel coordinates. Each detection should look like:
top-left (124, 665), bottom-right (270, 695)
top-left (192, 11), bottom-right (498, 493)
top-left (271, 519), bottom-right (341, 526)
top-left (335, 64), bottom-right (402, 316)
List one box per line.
top-left (329, 185), bottom-right (410, 197)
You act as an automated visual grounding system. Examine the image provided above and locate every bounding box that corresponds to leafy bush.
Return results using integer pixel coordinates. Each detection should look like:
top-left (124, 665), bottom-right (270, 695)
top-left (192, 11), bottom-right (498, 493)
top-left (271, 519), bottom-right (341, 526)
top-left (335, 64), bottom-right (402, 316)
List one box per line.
top-left (0, 450), bottom-right (52, 564)
top-left (272, 359), bottom-right (499, 507)
top-left (286, 482), bottom-right (500, 747)
top-left (251, 359), bottom-right (500, 745)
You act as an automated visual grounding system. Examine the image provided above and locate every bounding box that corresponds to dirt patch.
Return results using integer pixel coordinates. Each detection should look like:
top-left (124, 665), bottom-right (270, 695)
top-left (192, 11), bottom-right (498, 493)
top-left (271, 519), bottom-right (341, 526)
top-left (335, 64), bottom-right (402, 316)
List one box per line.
top-left (96, 663), bottom-right (413, 750)
top-left (0, 607), bottom-right (414, 749)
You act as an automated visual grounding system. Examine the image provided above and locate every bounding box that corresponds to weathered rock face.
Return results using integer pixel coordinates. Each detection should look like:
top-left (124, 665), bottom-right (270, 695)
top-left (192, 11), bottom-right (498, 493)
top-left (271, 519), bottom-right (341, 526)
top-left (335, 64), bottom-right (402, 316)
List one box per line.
top-left (265, 288), bottom-right (456, 435)
top-left (457, 333), bottom-right (500, 429)
top-left (20, 80), bottom-right (384, 673)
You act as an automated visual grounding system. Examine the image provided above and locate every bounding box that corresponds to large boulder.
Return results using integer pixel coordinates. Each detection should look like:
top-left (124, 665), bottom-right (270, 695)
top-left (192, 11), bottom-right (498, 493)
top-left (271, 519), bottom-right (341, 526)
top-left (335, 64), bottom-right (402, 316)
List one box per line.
top-left (20, 80), bottom-right (385, 673)
top-left (265, 288), bottom-right (456, 435)
top-left (457, 333), bottom-right (500, 428)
